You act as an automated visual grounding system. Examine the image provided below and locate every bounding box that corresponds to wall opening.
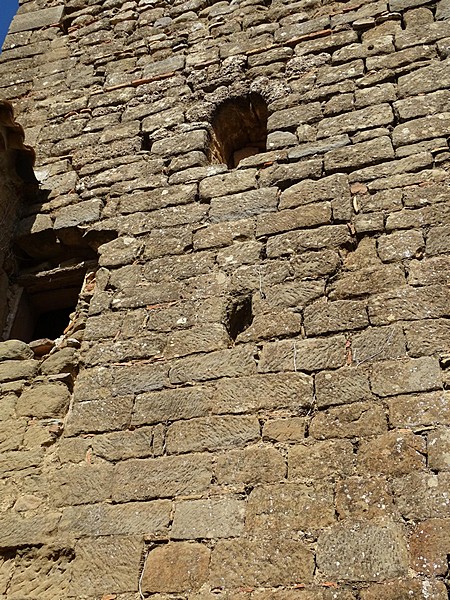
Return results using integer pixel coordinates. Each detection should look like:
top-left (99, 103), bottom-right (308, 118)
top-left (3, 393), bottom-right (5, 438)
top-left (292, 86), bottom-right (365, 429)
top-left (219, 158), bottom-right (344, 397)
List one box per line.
top-left (226, 295), bottom-right (253, 341)
top-left (209, 93), bottom-right (268, 168)
top-left (6, 261), bottom-right (95, 344)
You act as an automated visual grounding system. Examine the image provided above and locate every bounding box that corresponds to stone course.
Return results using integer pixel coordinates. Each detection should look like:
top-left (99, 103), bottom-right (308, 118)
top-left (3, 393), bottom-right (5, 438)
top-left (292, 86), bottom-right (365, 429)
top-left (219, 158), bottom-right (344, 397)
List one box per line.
top-left (0, 0), bottom-right (449, 597)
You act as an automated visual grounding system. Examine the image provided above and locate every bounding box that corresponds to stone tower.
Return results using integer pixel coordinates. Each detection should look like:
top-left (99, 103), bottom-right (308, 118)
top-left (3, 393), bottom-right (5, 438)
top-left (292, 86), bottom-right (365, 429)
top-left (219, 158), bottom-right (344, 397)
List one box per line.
top-left (0, 0), bottom-right (449, 598)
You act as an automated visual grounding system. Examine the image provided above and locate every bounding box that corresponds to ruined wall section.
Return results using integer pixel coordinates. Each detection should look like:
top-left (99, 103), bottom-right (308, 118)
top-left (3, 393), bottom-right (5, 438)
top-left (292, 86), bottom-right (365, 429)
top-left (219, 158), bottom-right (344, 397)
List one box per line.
top-left (0, 0), bottom-right (450, 598)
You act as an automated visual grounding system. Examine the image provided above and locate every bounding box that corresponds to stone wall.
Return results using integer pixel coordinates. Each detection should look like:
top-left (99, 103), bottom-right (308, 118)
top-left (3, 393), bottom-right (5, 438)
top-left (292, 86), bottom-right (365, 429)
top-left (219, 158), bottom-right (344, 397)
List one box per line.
top-left (0, 0), bottom-right (450, 598)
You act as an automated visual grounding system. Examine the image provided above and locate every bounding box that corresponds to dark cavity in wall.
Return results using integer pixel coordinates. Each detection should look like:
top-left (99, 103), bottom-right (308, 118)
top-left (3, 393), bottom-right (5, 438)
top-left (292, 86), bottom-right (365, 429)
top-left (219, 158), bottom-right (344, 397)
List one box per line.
top-left (226, 295), bottom-right (253, 341)
top-left (209, 93), bottom-right (268, 168)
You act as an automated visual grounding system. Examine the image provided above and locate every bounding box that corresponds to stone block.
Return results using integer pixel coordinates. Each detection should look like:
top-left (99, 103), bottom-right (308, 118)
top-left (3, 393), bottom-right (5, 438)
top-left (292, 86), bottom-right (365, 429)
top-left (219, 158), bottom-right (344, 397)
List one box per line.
top-left (40, 347), bottom-right (77, 376)
top-left (389, 391), bottom-right (450, 427)
top-left (256, 202), bottom-right (331, 237)
top-left (393, 113), bottom-right (450, 147)
top-left (112, 454), bottom-right (212, 502)
top-left (172, 498), bottom-right (245, 539)
top-left (267, 102), bottom-right (322, 131)
top-left (0, 360), bottom-right (38, 382)
top-left (259, 334), bottom-right (346, 374)
top-left (361, 579), bottom-right (447, 599)
top-left (409, 518), bottom-right (450, 576)
top-left (200, 169), bottom-right (257, 200)
top-left (392, 472), bottom-right (450, 519)
top-left (317, 521), bottom-right (408, 581)
top-left (0, 449), bottom-right (43, 477)
top-left (193, 218), bottom-right (254, 250)
top-left (368, 285), bottom-right (449, 325)
top-left (169, 345), bottom-right (256, 383)
top-left (408, 256), bottom-right (450, 286)
top-left (315, 366), bottom-right (372, 408)
top-left (91, 427), bottom-right (156, 461)
top-left (60, 499), bottom-right (171, 537)
top-left (428, 427), bottom-right (450, 471)
top-left (370, 357), bottom-right (442, 397)
top-left (262, 417), bottom-right (307, 442)
top-left (426, 225), bottom-right (450, 255)
top-left (304, 299), bottom-right (369, 336)
top-left (0, 512), bottom-right (60, 547)
top-left (53, 199), bottom-right (102, 229)
top-left (212, 372), bottom-right (313, 414)
top-left (132, 386), bottom-right (212, 425)
top-left (288, 440), bottom-right (355, 479)
top-left (209, 187), bottom-right (278, 222)
top-left (325, 136), bottom-right (394, 172)
top-left (9, 6), bottom-right (65, 33)
top-left (336, 476), bottom-right (396, 520)
top-left (0, 340), bottom-right (33, 360)
top-left (292, 250), bottom-right (341, 279)
top-left (215, 445), bottom-right (286, 486)
top-left (66, 395), bottom-right (134, 435)
top-left (0, 419), bottom-right (26, 452)
top-left (166, 415), bottom-right (260, 453)
top-left (210, 535), bottom-right (314, 587)
top-left (51, 464), bottom-right (114, 507)
top-left (70, 536), bottom-right (142, 596)
top-left (357, 430), bottom-right (426, 476)
top-left (317, 104), bottom-right (394, 138)
top-left (279, 173), bottom-right (350, 210)
top-left (16, 383), bottom-right (70, 418)
top-left (310, 401), bottom-right (387, 439)
top-left (377, 229), bottom-right (424, 262)
top-left (266, 225), bottom-right (352, 257)
top-left (246, 483), bottom-right (335, 533)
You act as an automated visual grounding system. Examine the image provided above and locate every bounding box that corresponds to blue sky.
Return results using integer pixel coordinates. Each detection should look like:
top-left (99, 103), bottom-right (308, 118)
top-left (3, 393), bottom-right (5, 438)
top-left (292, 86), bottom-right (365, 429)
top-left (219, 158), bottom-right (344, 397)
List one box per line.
top-left (0, 0), bottom-right (19, 50)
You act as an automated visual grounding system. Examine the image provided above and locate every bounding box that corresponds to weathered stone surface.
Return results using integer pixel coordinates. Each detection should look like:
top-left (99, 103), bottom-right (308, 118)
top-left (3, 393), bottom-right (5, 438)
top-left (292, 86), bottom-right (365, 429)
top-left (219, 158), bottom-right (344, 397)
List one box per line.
top-left (310, 401), bottom-right (387, 439)
top-left (169, 346), bottom-right (256, 383)
top-left (51, 464), bottom-right (114, 507)
top-left (215, 445), bottom-right (286, 486)
top-left (304, 299), bottom-right (368, 335)
top-left (262, 417), bottom-right (307, 442)
top-left (209, 187), bottom-right (278, 222)
top-left (370, 357), bottom-right (442, 397)
top-left (70, 536), bottom-right (142, 596)
top-left (289, 440), bottom-right (355, 479)
top-left (132, 386), bottom-right (212, 425)
top-left (210, 536), bottom-right (314, 587)
top-left (256, 202), bottom-right (331, 237)
top-left (246, 483), bottom-right (335, 533)
top-left (329, 265), bottom-right (405, 299)
top-left (409, 518), bottom-right (450, 576)
top-left (357, 430), bottom-right (426, 475)
top-left (166, 415), bottom-right (260, 453)
top-left (317, 104), bottom-right (394, 138)
top-left (428, 427), bottom-right (450, 471)
top-left (60, 499), bottom-right (171, 537)
top-left (0, 340), bottom-right (33, 360)
top-left (317, 522), bottom-right (409, 581)
top-left (9, 6), bottom-right (65, 33)
top-left (392, 472), bottom-right (450, 519)
top-left (325, 136), bottom-right (394, 171)
top-left (368, 285), bottom-right (449, 325)
top-left (0, 512), bottom-right (60, 547)
top-left (112, 454), bottom-right (212, 502)
top-left (361, 579), bottom-right (448, 599)
top-left (259, 335), bottom-right (346, 373)
top-left (16, 383), bottom-right (70, 418)
top-left (336, 477), bottom-right (397, 520)
top-left (279, 174), bottom-right (350, 210)
top-left (267, 225), bottom-right (352, 257)
top-left (0, 360), bottom-right (38, 382)
top-left (172, 498), bottom-right (245, 539)
top-left (315, 366), bottom-right (372, 408)
top-left (389, 391), bottom-right (450, 427)
top-left (142, 542), bottom-right (210, 593)
top-left (66, 395), bottom-right (134, 435)
top-left (91, 427), bottom-right (157, 461)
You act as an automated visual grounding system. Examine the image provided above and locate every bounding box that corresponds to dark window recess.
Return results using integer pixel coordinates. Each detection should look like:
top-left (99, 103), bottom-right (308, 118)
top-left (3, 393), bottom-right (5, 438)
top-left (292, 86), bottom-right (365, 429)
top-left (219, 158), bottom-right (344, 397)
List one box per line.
top-left (226, 295), bottom-right (253, 341)
top-left (7, 262), bottom-right (94, 344)
top-left (209, 93), bottom-right (268, 168)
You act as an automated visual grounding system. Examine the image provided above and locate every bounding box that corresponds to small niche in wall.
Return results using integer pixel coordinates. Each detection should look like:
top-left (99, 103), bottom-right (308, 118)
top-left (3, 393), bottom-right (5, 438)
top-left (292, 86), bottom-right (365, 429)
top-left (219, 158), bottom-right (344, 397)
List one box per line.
top-left (209, 93), bottom-right (268, 168)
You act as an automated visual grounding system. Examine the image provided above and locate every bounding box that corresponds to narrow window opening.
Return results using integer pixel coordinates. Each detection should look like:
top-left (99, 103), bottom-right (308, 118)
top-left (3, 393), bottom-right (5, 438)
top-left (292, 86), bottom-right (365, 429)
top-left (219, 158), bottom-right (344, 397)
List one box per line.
top-left (226, 295), bottom-right (253, 341)
top-left (209, 93), bottom-right (268, 168)
top-left (7, 261), bottom-right (95, 344)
